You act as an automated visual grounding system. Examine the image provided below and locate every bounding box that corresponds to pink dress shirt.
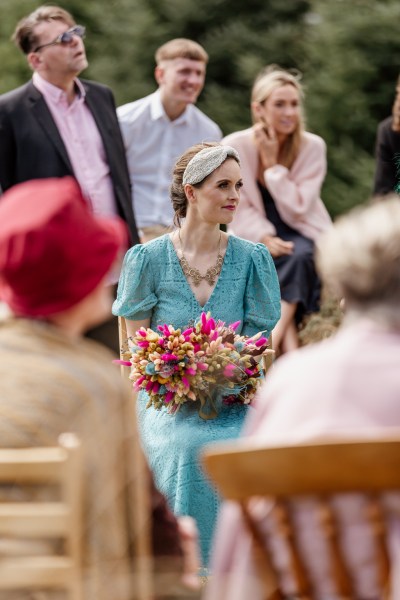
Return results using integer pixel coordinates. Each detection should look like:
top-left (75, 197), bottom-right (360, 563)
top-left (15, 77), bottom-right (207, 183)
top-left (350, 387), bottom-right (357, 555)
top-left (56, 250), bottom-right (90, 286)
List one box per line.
top-left (32, 72), bottom-right (117, 218)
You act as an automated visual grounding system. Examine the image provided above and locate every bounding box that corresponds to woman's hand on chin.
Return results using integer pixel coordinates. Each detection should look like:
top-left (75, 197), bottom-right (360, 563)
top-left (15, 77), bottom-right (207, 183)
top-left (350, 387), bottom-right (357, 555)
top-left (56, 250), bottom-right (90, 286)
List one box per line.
top-left (253, 122), bottom-right (279, 170)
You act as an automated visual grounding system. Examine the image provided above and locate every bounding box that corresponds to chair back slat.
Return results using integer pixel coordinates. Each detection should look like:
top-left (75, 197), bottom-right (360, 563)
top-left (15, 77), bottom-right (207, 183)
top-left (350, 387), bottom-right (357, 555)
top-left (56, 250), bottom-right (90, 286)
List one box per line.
top-left (240, 501), bottom-right (284, 600)
top-left (366, 496), bottom-right (391, 595)
top-left (273, 501), bottom-right (312, 596)
top-left (317, 498), bottom-right (353, 596)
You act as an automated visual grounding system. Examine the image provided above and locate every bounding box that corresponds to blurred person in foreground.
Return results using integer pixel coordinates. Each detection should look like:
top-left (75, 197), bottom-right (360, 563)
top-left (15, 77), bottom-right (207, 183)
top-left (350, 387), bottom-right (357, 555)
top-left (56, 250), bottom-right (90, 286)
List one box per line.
top-left (0, 5), bottom-right (140, 353)
top-left (206, 196), bottom-right (400, 600)
top-left (222, 66), bottom-right (332, 355)
top-left (0, 177), bottom-right (200, 600)
top-left (373, 75), bottom-right (400, 196)
top-left (118, 38), bottom-right (222, 243)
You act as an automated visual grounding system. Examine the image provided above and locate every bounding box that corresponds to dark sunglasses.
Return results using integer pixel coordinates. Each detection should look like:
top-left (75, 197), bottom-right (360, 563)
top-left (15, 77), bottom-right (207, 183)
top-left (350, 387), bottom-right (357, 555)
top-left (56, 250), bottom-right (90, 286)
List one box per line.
top-left (33, 25), bottom-right (86, 53)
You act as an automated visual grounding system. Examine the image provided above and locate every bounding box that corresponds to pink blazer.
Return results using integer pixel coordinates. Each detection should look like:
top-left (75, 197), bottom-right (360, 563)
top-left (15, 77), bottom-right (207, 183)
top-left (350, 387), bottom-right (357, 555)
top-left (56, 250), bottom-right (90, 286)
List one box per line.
top-left (222, 128), bottom-right (332, 242)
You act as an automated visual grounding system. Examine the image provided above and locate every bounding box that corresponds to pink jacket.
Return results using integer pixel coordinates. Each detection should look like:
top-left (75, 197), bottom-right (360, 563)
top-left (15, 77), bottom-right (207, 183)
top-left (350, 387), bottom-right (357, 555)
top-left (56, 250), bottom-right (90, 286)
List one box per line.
top-left (206, 319), bottom-right (400, 599)
top-left (222, 128), bottom-right (332, 242)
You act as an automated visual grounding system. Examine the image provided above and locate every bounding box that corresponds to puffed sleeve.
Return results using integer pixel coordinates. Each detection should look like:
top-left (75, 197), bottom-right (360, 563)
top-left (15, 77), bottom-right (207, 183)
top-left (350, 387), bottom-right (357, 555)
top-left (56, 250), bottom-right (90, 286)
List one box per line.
top-left (112, 245), bottom-right (157, 320)
top-left (242, 243), bottom-right (281, 338)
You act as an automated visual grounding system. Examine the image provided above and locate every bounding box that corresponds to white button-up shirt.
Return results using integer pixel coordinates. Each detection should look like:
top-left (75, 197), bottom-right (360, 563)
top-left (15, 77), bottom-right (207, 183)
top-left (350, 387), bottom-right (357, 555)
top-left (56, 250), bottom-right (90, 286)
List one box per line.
top-left (117, 90), bottom-right (222, 228)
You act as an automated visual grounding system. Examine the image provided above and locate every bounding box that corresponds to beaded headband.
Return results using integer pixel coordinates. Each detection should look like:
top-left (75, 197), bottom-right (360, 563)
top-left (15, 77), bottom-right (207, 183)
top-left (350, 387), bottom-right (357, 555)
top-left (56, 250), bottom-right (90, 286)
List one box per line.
top-left (182, 145), bottom-right (241, 186)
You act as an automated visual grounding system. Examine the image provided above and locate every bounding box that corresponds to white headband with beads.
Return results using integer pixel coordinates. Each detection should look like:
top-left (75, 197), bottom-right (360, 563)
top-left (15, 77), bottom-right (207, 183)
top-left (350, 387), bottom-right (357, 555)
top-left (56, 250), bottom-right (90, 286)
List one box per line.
top-left (182, 145), bottom-right (241, 186)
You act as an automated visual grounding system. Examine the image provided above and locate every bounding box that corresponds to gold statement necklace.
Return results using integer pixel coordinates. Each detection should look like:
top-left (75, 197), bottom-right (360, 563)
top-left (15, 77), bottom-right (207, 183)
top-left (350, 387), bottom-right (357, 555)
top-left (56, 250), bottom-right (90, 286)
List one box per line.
top-left (178, 230), bottom-right (224, 287)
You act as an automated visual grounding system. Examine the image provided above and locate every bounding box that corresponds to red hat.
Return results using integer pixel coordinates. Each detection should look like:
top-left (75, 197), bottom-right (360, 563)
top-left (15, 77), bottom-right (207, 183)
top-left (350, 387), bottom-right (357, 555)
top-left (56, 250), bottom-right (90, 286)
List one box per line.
top-left (0, 177), bottom-right (127, 317)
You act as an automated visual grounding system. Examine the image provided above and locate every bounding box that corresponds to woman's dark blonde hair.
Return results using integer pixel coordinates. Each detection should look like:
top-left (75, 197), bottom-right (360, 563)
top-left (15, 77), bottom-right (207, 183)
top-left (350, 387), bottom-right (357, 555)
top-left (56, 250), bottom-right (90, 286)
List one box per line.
top-left (251, 65), bottom-right (305, 169)
top-left (170, 142), bottom-right (226, 227)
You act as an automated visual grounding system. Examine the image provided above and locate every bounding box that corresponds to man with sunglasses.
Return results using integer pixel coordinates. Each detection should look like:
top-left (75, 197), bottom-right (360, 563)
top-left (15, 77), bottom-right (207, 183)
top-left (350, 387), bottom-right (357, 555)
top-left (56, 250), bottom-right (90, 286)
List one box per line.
top-left (0, 5), bottom-right (138, 243)
top-left (0, 5), bottom-right (140, 353)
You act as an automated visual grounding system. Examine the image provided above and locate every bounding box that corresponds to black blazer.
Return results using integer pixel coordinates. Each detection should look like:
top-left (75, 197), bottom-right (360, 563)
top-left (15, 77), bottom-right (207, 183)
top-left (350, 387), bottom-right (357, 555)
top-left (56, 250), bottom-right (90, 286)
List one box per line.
top-left (373, 116), bottom-right (400, 197)
top-left (0, 79), bottom-right (139, 243)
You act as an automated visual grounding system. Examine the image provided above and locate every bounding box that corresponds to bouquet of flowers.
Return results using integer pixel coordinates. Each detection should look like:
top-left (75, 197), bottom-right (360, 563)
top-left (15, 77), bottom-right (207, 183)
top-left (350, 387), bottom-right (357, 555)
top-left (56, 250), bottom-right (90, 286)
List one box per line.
top-left (118, 312), bottom-right (270, 419)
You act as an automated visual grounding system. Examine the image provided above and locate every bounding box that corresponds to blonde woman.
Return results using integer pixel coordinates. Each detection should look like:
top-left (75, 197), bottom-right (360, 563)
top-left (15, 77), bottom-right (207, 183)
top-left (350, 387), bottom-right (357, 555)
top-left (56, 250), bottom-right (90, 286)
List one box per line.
top-left (223, 66), bottom-right (332, 354)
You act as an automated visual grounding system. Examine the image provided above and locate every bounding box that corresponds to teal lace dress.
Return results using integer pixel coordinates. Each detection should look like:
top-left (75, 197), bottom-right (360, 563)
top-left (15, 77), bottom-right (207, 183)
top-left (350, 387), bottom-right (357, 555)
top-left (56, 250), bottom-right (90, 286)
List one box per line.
top-left (113, 234), bottom-right (280, 565)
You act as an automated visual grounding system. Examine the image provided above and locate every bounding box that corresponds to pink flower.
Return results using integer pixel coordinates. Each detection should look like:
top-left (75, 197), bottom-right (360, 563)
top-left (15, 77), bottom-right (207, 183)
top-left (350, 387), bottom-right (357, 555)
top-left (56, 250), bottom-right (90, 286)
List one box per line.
top-left (137, 340), bottom-right (149, 348)
top-left (161, 353), bottom-right (178, 361)
top-left (165, 391), bottom-right (174, 404)
top-left (112, 359), bottom-right (132, 366)
top-left (255, 337), bottom-right (268, 347)
top-left (223, 364), bottom-right (236, 377)
top-left (137, 329), bottom-right (147, 337)
top-left (186, 367), bottom-right (196, 376)
top-left (197, 362), bottom-right (208, 371)
top-left (134, 376), bottom-right (145, 388)
top-left (229, 320), bottom-right (241, 331)
top-left (182, 376), bottom-right (190, 388)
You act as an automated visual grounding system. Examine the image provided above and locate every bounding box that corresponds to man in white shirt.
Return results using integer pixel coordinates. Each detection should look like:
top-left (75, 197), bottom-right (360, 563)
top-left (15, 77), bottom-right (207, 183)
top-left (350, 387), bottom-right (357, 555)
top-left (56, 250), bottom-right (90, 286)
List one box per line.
top-left (118, 38), bottom-right (222, 242)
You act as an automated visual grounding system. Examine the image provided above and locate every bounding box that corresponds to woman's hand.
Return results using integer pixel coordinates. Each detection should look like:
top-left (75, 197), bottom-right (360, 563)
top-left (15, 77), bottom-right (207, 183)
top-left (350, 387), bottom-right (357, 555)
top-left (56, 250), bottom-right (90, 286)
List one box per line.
top-left (261, 235), bottom-right (294, 258)
top-left (253, 122), bottom-right (279, 170)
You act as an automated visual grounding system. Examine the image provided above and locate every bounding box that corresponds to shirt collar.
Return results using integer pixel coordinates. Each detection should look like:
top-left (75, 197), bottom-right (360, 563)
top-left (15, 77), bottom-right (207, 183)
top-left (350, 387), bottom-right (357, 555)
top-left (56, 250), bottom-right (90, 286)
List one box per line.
top-left (32, 72), bottom-right (86, 104)
top-left (150, 89), bottom-right (190, 124)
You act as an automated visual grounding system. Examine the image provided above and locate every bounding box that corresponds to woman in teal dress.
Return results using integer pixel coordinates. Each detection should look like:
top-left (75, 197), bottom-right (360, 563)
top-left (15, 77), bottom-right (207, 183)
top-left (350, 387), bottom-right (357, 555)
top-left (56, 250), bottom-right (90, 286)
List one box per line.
top-left (113, 142), bottom-right (280, 566)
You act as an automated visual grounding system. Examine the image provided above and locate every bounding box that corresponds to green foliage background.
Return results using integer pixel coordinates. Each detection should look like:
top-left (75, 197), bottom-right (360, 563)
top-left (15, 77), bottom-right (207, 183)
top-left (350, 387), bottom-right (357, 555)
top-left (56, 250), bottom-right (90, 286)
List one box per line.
top-left (1, 0), bottom-right (399, 219)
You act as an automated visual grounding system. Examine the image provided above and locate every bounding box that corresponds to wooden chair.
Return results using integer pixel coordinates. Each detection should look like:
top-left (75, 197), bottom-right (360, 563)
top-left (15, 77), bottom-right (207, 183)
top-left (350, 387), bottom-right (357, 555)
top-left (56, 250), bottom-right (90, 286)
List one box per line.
top-left (262, 334), bottom-right (274, 374)
top-left (202, 437), bottom-right (400, 599)
top-left (118, 315), bottom-right (154, 600)
top-left (0, 433), bottom-right (83, 599)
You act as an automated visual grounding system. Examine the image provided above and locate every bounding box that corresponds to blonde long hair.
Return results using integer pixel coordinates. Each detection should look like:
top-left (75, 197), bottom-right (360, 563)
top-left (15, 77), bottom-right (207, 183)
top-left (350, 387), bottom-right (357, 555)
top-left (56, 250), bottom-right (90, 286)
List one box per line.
top-left (251, 66), bottom-right (305, 169)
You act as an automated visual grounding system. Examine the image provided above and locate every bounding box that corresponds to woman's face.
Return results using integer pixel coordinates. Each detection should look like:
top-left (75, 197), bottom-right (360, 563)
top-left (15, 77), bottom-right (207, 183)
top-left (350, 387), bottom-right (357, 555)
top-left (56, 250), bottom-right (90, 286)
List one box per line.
top-left (186, 158), bottom-right (243, 225)
top-left (260, 83), bottom-right (300, 138)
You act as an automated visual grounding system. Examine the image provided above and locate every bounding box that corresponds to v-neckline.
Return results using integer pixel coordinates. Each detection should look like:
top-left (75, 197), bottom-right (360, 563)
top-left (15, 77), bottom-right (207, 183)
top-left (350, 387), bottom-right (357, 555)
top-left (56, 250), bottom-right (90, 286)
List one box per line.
top-left (167, 234), bottom-right (232, 309)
